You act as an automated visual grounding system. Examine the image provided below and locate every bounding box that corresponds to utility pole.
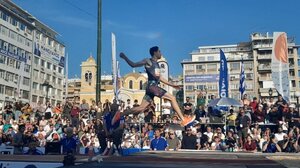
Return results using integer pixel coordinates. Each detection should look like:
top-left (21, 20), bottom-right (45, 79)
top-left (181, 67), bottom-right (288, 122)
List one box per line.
top-left (96, 0), bottom-right (102, 103)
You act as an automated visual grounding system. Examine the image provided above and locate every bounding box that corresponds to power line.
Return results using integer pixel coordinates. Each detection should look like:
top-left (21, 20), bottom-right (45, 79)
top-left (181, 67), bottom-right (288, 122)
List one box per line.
top-left (63, 0), bottom-right (96, 18)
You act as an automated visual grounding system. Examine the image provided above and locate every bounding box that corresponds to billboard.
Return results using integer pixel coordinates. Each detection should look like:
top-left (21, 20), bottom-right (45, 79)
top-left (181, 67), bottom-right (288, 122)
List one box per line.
top-left (185, 74), bottom-right (219, 83)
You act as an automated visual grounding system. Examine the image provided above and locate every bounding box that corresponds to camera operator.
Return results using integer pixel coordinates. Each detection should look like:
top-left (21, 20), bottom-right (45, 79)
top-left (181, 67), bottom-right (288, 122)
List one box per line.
top-left (278, 133), bottom-right (297, 153)
top-left (262, 134), bottom-right (281, 153)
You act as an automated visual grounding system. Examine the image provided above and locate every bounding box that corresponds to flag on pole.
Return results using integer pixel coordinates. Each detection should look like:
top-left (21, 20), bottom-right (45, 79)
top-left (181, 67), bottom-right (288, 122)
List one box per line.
top-left (271, 32), bottom-right (290, 102)
top-left (111, 33), bottom-right (118, 99)
top-left (219, 49), bottom-right (228, 98)
top-left (239, 59), bottom-right (245, 99)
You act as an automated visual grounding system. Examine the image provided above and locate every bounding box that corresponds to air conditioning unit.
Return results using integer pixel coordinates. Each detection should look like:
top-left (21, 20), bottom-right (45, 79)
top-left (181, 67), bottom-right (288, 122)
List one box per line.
top-left (230, 77), bottom-right (235, 81)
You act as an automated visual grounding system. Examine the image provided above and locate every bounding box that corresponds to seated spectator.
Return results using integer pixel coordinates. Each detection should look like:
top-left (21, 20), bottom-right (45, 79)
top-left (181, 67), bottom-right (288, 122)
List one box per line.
top-left (262, 134), bottom-right (281, 153)
top-left (243, 135), bottom-right (257, 152)
top-left (181, 127), bottom-right (197, 150)
top-left (204, 126), bottom-right (213, 144)
top-left (211, 136), bottom-right (223, 151)
top-left (166, 130), bottom-right (180, 150)
top-left (275, 127), bottom-right (287, 142)
top-left (224, 131), bottom-right (236, 152)
top-left (150, 129), bottom-right (168, 151)
top-left (278, 133), bottom-right (297, 153)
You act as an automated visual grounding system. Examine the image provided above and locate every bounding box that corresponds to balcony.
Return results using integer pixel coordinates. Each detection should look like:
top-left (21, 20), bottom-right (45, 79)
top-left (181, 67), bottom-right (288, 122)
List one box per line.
top-left (258, 64), bottom-right (271, 71)
top-left (258, 76), bottom-right (272, 81)
top-left (257, 54), bottom-right (271, 60)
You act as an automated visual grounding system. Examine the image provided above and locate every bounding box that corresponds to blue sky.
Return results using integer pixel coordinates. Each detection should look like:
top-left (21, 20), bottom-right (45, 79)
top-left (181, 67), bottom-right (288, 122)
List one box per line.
top-left (13, 0), bottom-right (300, 78)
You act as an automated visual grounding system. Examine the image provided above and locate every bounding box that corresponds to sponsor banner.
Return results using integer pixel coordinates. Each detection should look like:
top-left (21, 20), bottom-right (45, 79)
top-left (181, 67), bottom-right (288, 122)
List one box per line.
top-left (185, 74), bottom-right (219, 83)
top-left (35, 42), bottom-right (65, 67)
top-left (271, 32), bottom-right (289, 102)
top-left (219, 49), bottom-right (228, 98)
top-left (0, 49), bottom-right (26, 63)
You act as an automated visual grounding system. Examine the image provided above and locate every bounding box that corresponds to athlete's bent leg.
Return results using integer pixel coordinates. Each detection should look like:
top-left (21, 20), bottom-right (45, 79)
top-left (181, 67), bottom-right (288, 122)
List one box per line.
top-left (122, 99), bottom-right (150, 116)
top-left (162, 92), bottom-right (195, 126)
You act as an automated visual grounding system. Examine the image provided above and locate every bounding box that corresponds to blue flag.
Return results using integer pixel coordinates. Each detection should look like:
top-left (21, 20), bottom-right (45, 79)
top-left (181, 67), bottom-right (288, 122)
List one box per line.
top-left (239, 59), bottom-right (245, 99)
top-left (219, 50), bottom-right (228, 98)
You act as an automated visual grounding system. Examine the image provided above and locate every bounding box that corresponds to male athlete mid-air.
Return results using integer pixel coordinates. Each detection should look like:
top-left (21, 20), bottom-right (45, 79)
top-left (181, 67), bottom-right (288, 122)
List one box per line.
top-left (113, 46), bottom-right (195, 126)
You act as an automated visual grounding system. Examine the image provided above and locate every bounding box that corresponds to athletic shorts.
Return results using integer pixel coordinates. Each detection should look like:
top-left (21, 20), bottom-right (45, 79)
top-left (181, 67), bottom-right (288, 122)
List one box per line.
top-left (143, 84), bottom-right (167, 102)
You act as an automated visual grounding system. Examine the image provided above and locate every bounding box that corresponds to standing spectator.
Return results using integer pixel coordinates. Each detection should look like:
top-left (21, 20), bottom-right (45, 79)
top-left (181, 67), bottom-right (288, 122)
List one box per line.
top-left (89, 100), bottom-right (98, 118)
top-left (44, 102), bottom-right (52, 120)
top-left (249, 97), bottom-right (259, 111)
top-left (125, 99), bottom-right (132, 111)
top-left (3, 102), bottom-right (13, 120)
top-left (53, 103), bottom-right (62, 119)
top-left (236, 108), bottom-right (251, 147)
top-left (275, 94), bottom-right (287, 121)
top-left (132, 99), bottom-right (139, 108)
top-left (70, 104), bottom-right (80, 128)
top-left (194, 105), bottom-right (206, 122)
top-left (181, 127), bottom-right (197, 149)
top-left (253, 104), bottom-right (265, 123)
top-left (62, 101), bottom-right (72, 121)
top-left (243, 135), bottom-right (257, 152)
top-left (33, 101), bottom-right (45, 120)
top-left (95, 101), bottom-right (103, 119)
top-left (162, 99), bottom-right (171, 122)
top-left (61, 127), bottom-right (79, 154)
top-left (80, 99), bottom-right (89, 115)
top-left (241, 94), bottom-right (250, 106)
top-left (226, 109), bottom-right (237, 132)
top-left (166, 130), bottom-right (181, 150)
top-left (103, 99), bottom-right (111, 113)
top-left (12, 125), bottom-right (25, 154)
top-left (21, 103), bottom-right (33, 121)
top-left (196, 92), bottom-right (206, 107)
top-left (268, 106), bottom-right (280, 124)
top-left (14, 101), bottom-right (23, 121)
top-left (150, 129), bottom-right (168, 151)
top-left (267, 97), bottom-right (275, 107)
top-left (183, 97), bottom-right (193, 115)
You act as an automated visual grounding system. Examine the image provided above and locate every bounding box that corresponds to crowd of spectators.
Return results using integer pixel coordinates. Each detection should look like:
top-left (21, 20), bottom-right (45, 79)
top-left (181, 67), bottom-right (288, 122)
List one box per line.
top-left (0, 93), bottom-right (300, 156)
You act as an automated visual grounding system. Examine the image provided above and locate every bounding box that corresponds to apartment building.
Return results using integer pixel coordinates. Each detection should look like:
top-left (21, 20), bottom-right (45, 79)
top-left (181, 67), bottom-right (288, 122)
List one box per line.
top-left (0, 0), bottom-right (65, 105)
top-left (182, 32), bottom-right (299, 104)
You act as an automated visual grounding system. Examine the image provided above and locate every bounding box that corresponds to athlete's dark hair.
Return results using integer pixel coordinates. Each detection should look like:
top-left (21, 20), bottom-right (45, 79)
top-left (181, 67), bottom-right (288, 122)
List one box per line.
top-left (149, 46), bottom-right (159, 56)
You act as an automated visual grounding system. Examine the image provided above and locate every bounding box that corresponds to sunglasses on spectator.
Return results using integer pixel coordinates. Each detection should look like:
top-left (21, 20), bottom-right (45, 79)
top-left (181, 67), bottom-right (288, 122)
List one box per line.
top-left (170, 133), bottom-right (175, 135)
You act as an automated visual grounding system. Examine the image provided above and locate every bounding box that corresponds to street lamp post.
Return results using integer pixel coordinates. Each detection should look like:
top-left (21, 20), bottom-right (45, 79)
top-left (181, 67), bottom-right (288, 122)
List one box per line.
top-left (295, 91), bottom-right (300, 115)
top-left (42, 80), bottom-right (53, 103)
top-left (268, 88), bottom-right (273, 100)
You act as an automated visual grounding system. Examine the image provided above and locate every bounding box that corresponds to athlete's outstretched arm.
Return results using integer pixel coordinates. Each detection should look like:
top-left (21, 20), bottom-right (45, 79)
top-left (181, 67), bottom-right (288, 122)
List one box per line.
top-left (120, 52), bottom-right (148, 68)
top-left (160, 76), bottom-right (181, 90)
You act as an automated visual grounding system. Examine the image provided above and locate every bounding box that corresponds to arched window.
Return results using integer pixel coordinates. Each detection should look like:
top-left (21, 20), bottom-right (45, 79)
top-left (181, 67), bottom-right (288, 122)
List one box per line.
top-left (129, 80), bottom-right (133, 89)
top-left (139, 80), bottom-right (143, 90)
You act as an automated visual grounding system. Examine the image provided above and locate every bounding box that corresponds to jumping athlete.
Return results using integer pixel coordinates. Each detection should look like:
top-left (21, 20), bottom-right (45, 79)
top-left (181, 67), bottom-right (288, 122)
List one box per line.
top-left (114, 46), bottom-right (195, 126)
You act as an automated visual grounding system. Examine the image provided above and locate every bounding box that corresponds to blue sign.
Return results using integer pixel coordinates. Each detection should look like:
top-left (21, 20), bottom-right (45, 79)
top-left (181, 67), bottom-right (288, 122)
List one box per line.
top-left (185, 74), bottom-right (219, 83)
top-left (0, 49), bottom-right (27, 63)
top-left (219, 50), bottom-right (228, 98)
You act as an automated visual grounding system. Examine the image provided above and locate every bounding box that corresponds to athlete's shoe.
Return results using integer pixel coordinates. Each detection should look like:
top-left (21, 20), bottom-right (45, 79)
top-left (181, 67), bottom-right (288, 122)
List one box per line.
top-left (181, 115), bottom-right (196, 126)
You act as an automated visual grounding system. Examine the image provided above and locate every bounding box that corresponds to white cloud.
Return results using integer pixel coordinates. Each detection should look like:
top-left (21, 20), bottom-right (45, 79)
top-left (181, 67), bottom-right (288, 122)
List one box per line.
top-left (104, 20), bottom-right (161, 40)
top-left (48, 16), bottom-right (96, 29)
